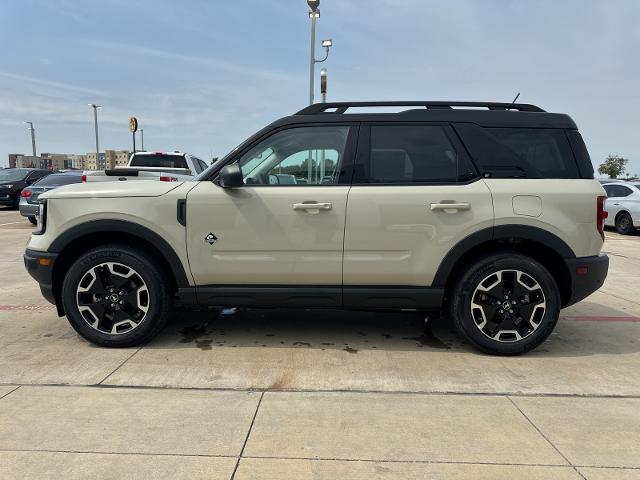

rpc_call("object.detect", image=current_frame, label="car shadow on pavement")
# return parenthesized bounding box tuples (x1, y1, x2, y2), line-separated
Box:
(146, 304, 640, 358)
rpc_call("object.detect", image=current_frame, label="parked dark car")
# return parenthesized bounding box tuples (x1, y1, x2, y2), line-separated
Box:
(0, 168, 52, 209)
(19, 171, 83, 223)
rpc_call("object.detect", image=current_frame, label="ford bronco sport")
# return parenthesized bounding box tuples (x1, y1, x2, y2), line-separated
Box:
(24, 101, 609, 355)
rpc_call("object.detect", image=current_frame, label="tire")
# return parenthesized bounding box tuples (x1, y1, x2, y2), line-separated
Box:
(615, 212, 634, 235)
(61, 244, 172, 347)
(450, 252, 561, 355)
(27, 216, 37, 225)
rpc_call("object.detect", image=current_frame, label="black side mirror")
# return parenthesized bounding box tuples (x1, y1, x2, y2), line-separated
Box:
(218, 164, 244, 188)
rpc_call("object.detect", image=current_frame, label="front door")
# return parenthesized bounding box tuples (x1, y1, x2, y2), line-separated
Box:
(186, 125, 356, 306)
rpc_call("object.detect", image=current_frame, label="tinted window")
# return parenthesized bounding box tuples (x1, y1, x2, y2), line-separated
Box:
(606, 185, 633, 198)
(237, 126, 350, 185)
(455, 124, 580, 179)
(0, 169, 30, 181)
(367, 125, 471, 183)
(129, 154, 188, 169)
(34, 174, 82, 186)
(566, 130, 594, 178)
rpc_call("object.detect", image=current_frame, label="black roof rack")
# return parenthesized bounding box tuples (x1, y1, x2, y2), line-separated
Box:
(295, 101, 546, 115)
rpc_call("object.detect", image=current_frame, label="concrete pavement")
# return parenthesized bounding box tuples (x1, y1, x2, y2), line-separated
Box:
(1, 206, 640, 479)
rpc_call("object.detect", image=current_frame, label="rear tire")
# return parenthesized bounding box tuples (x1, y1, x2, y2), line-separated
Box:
(61, 245, 172, 347)
(450, 252, 560, 355)
(615, 212, 634, 235)
(27, 216, 37, 225)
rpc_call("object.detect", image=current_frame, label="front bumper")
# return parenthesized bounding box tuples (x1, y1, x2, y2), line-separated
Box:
(0, 192, 16, 205)
(24, 249, 59, 308)
(564, 254, 609, 307)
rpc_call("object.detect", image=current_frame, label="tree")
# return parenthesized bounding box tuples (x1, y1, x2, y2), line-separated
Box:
(598, 155, 628, 179)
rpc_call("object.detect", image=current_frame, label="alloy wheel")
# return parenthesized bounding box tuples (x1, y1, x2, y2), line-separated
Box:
(76, 262, 150, 335)
(470, 269, 546, 343)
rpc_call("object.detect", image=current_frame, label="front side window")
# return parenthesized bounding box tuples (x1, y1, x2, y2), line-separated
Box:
(367, 125, 468, 183)
(237, 126, 350, 186)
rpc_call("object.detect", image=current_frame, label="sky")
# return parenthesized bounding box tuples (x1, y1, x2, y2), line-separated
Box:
(1, 0, 639, 176)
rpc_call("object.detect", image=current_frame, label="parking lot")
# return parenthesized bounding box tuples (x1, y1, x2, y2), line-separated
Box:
(1, 206, 639, 479)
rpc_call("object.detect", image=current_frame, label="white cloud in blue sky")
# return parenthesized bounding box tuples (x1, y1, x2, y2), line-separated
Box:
(1, 0, 639, 175)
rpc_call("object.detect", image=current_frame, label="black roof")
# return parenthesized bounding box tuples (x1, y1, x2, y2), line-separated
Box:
(270, 101, 577, 130)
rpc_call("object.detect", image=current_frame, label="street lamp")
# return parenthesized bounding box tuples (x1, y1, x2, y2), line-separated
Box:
(23, 122, 37, 158)
(307, 0, 332, 104)
(88, 104, 102, 169)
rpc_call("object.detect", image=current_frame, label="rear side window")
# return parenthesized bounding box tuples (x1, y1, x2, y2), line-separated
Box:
(455, 124, 581, 179)
(129, 154, 188, 169)
(604, 185, 633, 198)
(366, 125, 475, 183)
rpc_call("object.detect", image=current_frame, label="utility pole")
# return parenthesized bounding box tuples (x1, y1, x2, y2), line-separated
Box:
(307, 0, 332, 105)
(24, 122, 36, 158)
(88, 104, 102, 169)
(140, 129, 144, 151)
(320, 68, 327, 103)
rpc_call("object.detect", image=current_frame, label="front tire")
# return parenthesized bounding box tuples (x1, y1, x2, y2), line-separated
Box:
(61, 245, 172, 347)
(450, 252, 560, 355)
(615, 212, 634, 235)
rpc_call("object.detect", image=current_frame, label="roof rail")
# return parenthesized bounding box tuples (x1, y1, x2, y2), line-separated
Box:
(295, 101, 546, 115)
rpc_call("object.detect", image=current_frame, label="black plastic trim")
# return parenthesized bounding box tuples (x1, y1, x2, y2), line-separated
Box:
(177, 199, 186, 226)
(48, 220, 191, 288)
(431, 225, 576, 287)
(24, 249, 58, 307)
(343, 286, 444, 309)
(564, 254, 609, 307)
(195, 285, 342, 308)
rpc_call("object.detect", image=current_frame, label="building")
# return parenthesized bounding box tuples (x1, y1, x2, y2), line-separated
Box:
(85, 150, 131, 170)
(8, 154, 22, 168)
(15, 155, 40, 168)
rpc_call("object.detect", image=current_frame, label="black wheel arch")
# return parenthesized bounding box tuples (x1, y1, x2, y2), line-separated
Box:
(433, 225, 575, 307)
(49, 220, 191, 314)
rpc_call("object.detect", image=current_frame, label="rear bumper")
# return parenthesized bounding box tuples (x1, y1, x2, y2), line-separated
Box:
(564, 254, 609, 307)
(19, 201, 39, 217)
(24, 249, 59, 307)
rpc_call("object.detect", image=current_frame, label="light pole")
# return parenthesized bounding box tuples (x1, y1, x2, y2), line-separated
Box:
(140, 128, 144, 151)
(307, 0, 332, 105)
(320, 68, 328, 103)
(88, 103, 102, 169)
(23, 122, 37, 158)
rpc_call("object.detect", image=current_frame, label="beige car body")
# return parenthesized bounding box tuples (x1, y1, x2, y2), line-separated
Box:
(29, 176, 604, 290)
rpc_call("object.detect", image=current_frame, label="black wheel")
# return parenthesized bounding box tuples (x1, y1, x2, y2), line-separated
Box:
(615, 212, 634, 235)
(61, 245, 172, 347)
(450, 252, 560, 355)
(27, 216, 37, 225)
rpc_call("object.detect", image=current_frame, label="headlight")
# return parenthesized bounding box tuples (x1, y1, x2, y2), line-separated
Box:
(33, 201, 47, 235)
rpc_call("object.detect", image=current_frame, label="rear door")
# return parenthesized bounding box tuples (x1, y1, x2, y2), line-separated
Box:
(343, 123, 494, 308)
(186, 124, 357, 305)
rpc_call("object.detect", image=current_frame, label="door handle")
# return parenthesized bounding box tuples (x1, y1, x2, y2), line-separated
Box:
(293, 202, 333, 211)
(430, 202, 470, 212)
(613, 203, 621, 206)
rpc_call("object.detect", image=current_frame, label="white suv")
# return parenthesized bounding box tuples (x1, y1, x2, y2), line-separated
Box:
(24, 101, 609, 355)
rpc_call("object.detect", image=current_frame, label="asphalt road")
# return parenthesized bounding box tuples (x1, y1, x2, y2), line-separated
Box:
(1, 206, 639, 480)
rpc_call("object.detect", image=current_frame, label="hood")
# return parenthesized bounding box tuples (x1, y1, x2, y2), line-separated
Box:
(40, 181, 184, 200)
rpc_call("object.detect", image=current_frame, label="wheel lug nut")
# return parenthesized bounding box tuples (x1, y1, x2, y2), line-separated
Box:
(512, 300, 517, 305)
(499, 309, 504, 314)
(119, 300, 124, 305)
(509, 309, 514, 314)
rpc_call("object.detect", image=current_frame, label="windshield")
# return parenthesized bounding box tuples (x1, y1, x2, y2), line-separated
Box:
(34, 174, 82, 187)
(0, 169, 30, 182)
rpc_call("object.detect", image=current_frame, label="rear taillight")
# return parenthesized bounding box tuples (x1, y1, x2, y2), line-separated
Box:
(597, 195, 608, 241)
(20, 190, 32, 198)
(159, 176, 178, 182)
(81, 175, 87, 183)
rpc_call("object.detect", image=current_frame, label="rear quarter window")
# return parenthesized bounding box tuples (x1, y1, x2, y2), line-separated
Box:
(129, 154, 188, 169)
(455, 124, 582, 179)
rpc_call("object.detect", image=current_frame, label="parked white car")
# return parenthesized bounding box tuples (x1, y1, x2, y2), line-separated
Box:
(83, 151, 209, 183)
(602, 182, 640, 234)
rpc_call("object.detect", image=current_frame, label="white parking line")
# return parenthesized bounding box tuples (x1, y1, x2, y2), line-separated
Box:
(0, 221, 24, 226)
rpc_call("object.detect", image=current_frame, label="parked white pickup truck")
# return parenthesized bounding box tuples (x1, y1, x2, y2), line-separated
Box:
(83, 151, 209, 182)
